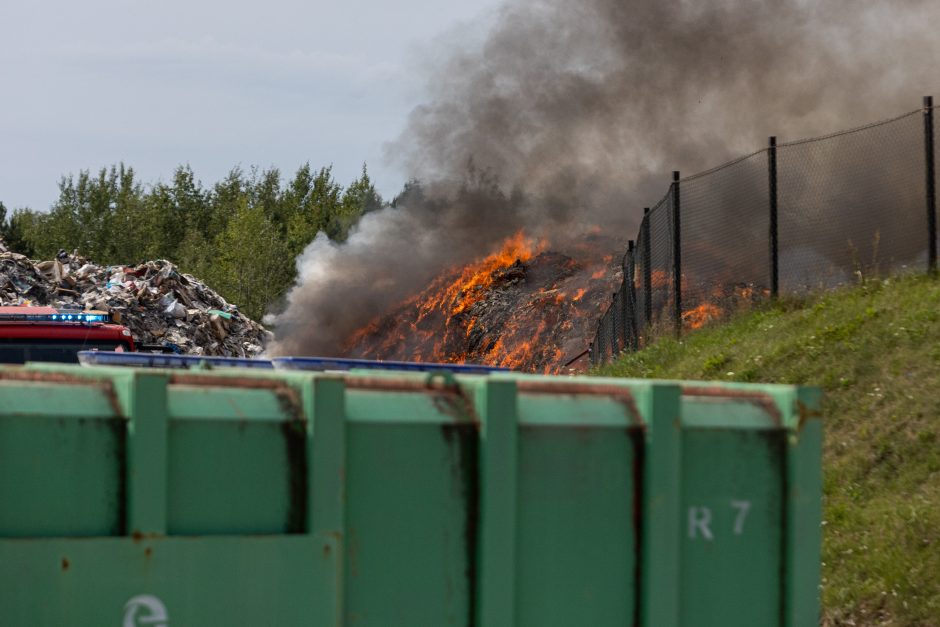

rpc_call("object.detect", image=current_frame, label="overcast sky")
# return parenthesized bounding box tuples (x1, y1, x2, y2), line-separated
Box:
(0, 0, 503, 212)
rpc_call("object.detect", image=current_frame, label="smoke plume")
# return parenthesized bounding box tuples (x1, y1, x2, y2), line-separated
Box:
(267, 0, 940, 356)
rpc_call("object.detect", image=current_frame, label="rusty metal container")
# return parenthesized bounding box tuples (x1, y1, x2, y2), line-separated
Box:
(0, 363, 820, 626)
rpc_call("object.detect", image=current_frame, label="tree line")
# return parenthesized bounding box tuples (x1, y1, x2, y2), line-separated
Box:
(0, 163, 394, 321)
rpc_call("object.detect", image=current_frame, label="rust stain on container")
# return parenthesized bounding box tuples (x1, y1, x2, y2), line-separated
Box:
(514, 380, 642, 425)
(168, 374, 282, 388)
(0, 370, 124, 416)
(681, 385, 782, 425)
(440, 422, 479, 627)
(169, 374, 301, 408)
(346, 373, 480, 426)
(343, 376, 458, 392)
(796, 399, 823, 431)
(0, 371, 104, 385)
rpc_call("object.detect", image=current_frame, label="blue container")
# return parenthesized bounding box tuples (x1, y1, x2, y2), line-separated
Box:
(272, 356, 510, 375)
(77, 351, 274, 370)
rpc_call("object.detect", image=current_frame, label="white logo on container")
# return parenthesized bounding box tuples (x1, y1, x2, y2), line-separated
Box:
(123, 594, 168, 627)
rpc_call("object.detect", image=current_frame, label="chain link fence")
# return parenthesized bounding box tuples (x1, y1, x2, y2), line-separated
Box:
(590, 99, 939, 366)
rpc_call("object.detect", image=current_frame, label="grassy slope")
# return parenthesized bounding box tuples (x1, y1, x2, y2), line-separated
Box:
(594, 274, 940, 626)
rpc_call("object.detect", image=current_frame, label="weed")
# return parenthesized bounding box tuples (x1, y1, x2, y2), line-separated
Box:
(701, 352, 730, 374)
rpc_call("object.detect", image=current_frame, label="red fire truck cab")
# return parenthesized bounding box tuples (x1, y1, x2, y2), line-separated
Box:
(0, 306, 135, 364)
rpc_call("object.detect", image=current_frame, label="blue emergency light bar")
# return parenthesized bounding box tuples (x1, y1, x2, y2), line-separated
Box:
(272, 356, 511, 374)
(0, 311, 108, 323)
(77, 351, 274, 369)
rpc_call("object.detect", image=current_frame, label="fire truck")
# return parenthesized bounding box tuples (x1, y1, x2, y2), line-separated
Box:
(0, 306, 135, 364)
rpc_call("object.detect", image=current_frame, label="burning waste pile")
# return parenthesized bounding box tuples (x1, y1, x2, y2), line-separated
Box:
(0, 238, 269, 356)
(342, 232, 622, 374)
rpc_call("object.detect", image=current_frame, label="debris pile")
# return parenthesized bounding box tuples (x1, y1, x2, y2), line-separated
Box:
(346, 234, 622, 374)
(0, 239, 270, 356)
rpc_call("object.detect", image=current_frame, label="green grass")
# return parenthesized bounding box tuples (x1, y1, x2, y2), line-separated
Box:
(594, 274, 940, 626)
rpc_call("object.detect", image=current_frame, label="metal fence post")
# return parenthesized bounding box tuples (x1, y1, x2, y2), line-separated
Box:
(768, 136, 779, 298)
(618, 261, 628, 351)
(610, 293, 619, 357)
(672, 172, 681, 338)
(925, 96, 937, 274)
(607, 310, 618, 361)
(616, 290, 625, 352)
(625, 241, 638, 351)
(642, 208, 652, 328)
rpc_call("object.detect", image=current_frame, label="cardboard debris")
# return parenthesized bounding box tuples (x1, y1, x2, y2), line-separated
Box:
(0, 239, 270, 357)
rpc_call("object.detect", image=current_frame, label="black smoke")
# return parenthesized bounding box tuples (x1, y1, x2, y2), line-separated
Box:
(267, 0, 940, 356)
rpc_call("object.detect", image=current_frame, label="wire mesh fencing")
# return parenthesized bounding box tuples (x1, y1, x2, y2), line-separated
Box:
(590, 99, 939, 367)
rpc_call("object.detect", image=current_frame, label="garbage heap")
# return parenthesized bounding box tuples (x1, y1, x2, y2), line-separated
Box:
(0, 239, 270, 357)
(346, 249, 621, 374)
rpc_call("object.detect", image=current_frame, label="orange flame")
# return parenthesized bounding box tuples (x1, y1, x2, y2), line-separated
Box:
(346, 231, 546, 363)
(344, 228, 625, 374)
(681, 302, 722, 330)
(417, 230, 537, 321)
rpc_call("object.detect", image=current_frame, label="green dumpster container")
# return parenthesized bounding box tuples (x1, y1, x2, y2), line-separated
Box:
(0, 364, 821, 626)
(492, 373, 823, 627)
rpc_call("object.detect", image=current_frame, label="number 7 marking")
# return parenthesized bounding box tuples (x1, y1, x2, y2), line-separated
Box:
(731, 500, 751, 535)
